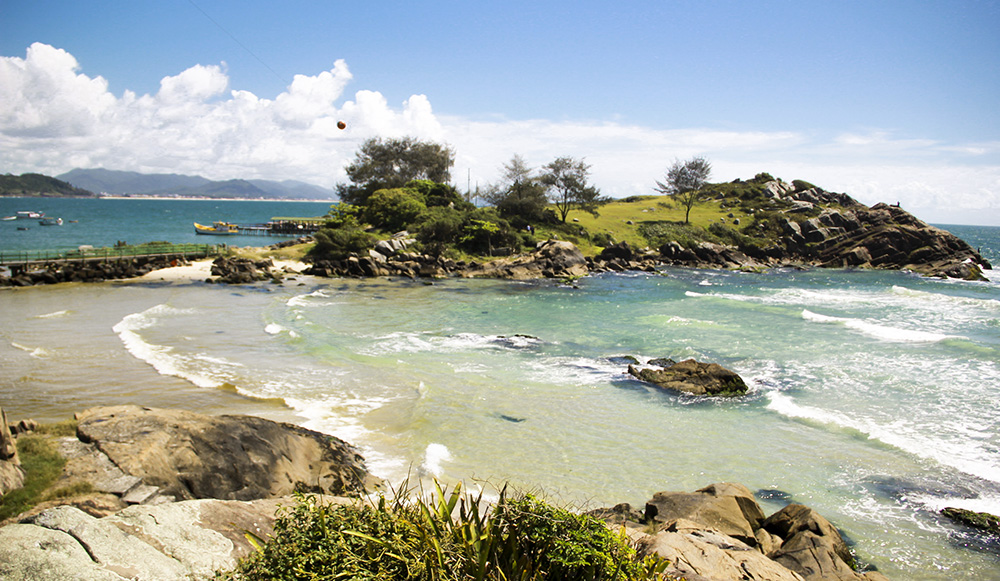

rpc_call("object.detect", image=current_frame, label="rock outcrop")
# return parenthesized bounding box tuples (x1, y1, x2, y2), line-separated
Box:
(72, 405, 377, 502)
(0, 496, 328, 581)
(592, 483, 889, 581)
(306, 238, 592, 281)
(628, 359, 749, 397)
(0, 407, 25, 496)
(656, 183, 991, 280)
(0, 254, 195, 287)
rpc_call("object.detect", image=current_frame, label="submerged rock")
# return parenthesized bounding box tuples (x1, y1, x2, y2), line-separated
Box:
(628, 358, 749, 396)
(941, 507, 1000, 536)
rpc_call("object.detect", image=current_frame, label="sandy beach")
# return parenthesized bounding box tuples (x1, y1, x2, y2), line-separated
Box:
(133, 258, 308, 283)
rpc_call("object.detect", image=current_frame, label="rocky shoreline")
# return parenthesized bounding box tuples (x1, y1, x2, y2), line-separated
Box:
(0, 405, 895, 580)
(2, 189, 992, 287)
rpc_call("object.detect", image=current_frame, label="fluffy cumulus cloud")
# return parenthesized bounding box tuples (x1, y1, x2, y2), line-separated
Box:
(1, 43, 998, 225)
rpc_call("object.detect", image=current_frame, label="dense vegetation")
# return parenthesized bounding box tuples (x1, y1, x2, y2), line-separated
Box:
(220, 483, 672, 581)
(0, 173, 95, 197)
(307, 139, 846, 264)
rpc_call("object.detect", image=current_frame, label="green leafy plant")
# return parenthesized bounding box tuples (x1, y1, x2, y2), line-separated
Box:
(219, 482, 671, 581)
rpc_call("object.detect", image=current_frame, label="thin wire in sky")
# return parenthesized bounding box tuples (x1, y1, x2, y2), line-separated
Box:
(186, 0, 288, 89)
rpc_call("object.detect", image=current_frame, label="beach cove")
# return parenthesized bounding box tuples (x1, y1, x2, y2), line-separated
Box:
(2, 243, 1000, 577)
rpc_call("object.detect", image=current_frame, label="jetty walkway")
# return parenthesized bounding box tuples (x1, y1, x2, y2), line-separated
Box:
(234, 219, 325, 236)
(0, 243, 218, 275)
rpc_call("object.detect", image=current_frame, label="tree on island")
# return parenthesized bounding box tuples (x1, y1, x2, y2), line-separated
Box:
(540, 156, 605, 222)
(484, 154, 550, 228)
(654, 157, 712, 224)
(337, 137, 455, 206)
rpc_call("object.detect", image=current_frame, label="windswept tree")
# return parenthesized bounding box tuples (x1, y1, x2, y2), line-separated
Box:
(654, 157, 712, 224)
(540, 156, 603, 222)
(485, 155, 549, 228)
(338, 137, 455, 206)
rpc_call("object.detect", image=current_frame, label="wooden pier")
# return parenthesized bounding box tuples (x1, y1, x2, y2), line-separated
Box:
(236, 219, 326, 236)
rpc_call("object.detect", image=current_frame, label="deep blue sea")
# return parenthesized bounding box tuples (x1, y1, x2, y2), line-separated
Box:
(1, 197, 999, 579)
(0, 197, 334, 252)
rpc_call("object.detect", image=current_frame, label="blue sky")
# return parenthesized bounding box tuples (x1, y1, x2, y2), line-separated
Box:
(2, 0, 999, 224)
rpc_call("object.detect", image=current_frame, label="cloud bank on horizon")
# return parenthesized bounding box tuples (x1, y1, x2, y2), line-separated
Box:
(1, 42, 998, 225)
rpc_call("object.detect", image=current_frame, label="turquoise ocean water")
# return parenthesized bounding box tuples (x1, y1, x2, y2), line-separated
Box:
(1, 198, 999, 579)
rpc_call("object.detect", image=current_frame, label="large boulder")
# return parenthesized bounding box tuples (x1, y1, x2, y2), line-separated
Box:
(0, 496, 313, 580)
(644, 483, 765, 546)
(75, 405, 376, 501)
(628, 359, 749, 396)
(591, 484, 888, 581)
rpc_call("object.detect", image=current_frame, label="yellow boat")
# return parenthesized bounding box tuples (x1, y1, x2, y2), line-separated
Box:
(194, 221, 239, 235)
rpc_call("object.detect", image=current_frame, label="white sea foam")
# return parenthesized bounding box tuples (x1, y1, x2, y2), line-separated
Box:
(767, 392, 1000, 485)
(286, 289, 338, 308)
(113, 304, 224, 389)
(419, 443, 452, 478)
(801, 309, 957, 342)
(11, 342, 51, 358)
(34, 309, 70, 319)
(362, 331, 541, 356)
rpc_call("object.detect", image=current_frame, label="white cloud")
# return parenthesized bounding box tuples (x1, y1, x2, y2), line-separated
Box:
(1, 43, 998, 225)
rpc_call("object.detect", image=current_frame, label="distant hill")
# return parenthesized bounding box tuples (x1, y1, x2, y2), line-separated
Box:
(56, 168, 338, 200)
(0, 173, 96, 197)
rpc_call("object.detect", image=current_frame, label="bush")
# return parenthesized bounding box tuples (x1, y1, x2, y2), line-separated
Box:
(220, 484, 668, 581)
(309, 227, 377, 260)
(791, 179, 817, 192)
(362, 188, 427, 232)
(416, 206, 465, 245)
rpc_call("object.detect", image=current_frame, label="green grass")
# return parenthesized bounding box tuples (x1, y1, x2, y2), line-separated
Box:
(219, 481, 674, 581)
(0, 435, 66, 522)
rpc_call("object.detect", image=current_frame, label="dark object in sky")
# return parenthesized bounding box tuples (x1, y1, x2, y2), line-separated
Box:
(337, 121, 347, 130)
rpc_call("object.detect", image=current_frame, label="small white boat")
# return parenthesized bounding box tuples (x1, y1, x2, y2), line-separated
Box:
(3, 211, 45, 220)
(39, 217, 63, 226)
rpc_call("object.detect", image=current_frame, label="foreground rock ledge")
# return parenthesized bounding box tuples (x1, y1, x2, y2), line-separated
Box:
(591, 483, 888, 581)
(23, 405, 379, 512)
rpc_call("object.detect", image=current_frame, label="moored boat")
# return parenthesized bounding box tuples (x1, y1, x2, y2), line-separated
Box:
(194, 221, 240, 235)
(3, 211, 45, 220)
(39, 217, 63, 226)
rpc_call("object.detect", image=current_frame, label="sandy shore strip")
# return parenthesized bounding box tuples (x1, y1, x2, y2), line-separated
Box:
(132, 258, 308, 283)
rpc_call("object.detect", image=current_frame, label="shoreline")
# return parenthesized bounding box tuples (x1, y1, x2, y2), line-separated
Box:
(129, 257, 309, 283)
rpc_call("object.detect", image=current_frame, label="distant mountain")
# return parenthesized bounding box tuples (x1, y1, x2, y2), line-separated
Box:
(56, 168, 338, 200)
(1, 173, 96, 197)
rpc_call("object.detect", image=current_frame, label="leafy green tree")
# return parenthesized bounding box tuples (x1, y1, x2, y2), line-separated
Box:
(654, 156, 712, 224)
(540, 156, 604, 222)
(361, 187, 427, 232)
(404, 179, 473, 210)
(486, 155, 549, 228)
(338, 137, 455, 206)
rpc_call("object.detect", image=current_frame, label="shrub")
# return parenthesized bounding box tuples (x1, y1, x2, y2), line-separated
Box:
(309, 227, 377, 260)
(220, 484, 668, 581)
(362, 188, 427, 232)
(791, 179, 817, 192)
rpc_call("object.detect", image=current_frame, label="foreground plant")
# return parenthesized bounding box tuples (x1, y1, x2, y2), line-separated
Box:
(219, 481, 671, 580)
